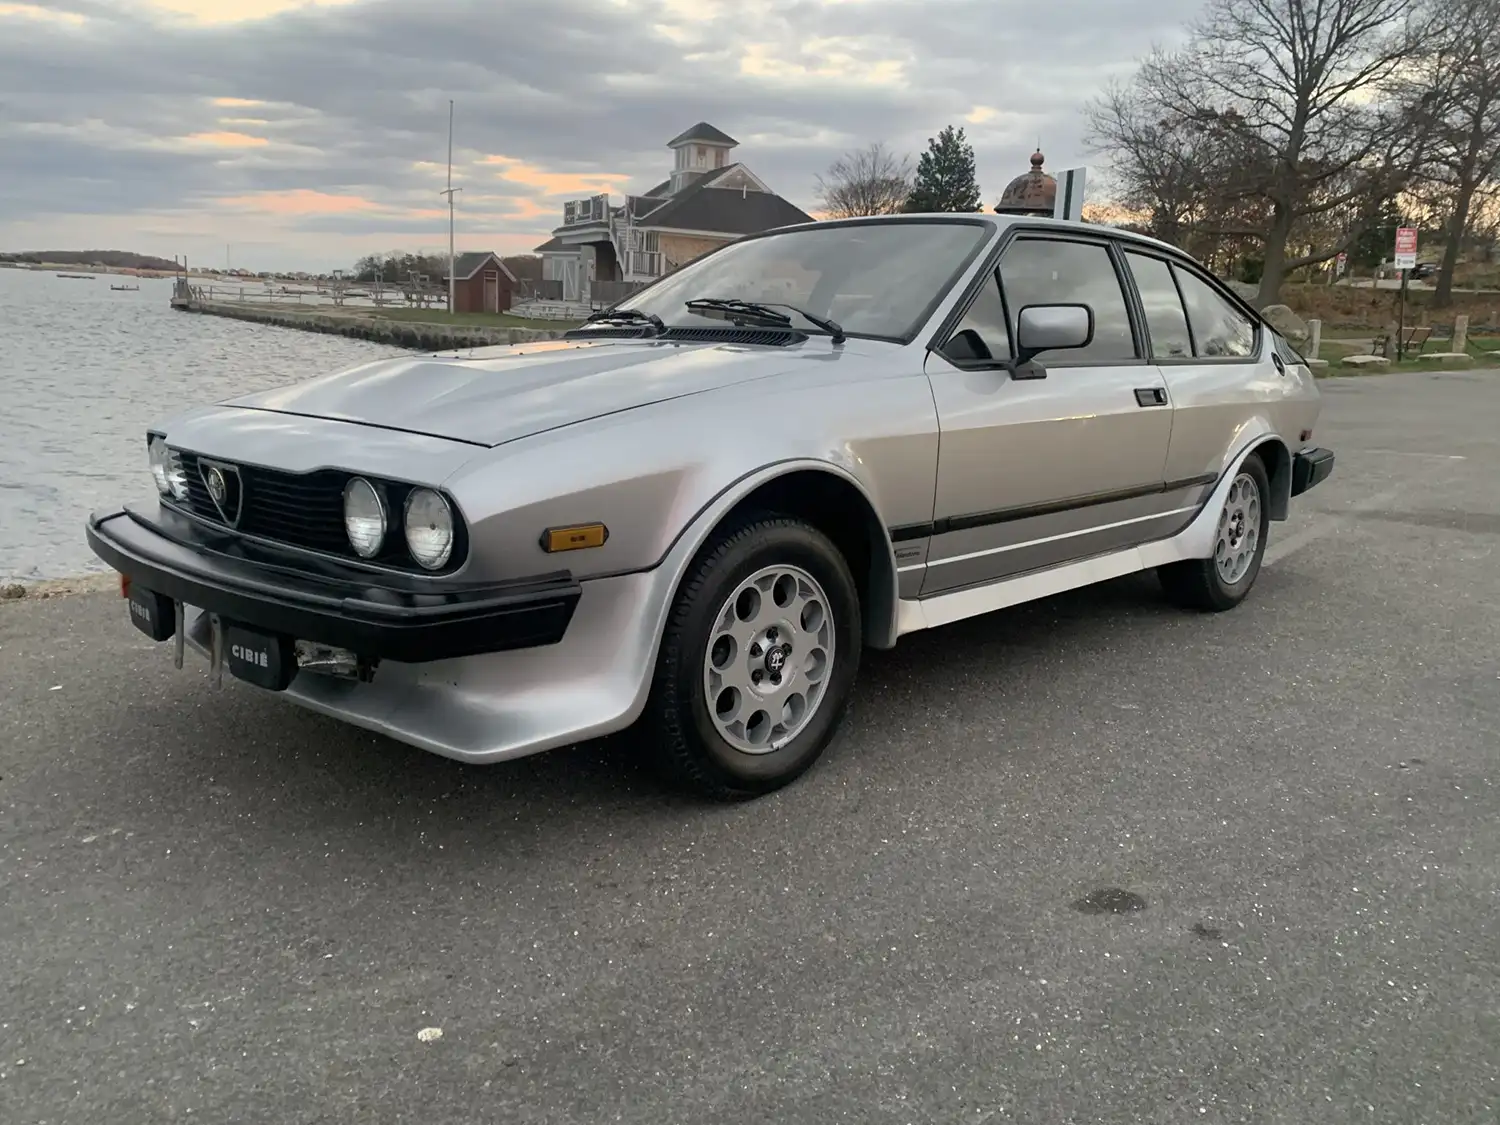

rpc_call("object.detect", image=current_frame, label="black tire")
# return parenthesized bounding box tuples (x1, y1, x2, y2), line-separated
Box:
(643, 514, 862, 800)
(1158, 453, 1271, 612)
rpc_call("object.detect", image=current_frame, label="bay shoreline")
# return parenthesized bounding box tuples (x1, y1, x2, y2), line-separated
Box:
(174, 297, 574, 350)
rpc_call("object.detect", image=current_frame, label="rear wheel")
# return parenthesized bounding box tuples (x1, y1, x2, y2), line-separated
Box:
(644, 515, 862, 800)
(1158, 453, 1270, 612)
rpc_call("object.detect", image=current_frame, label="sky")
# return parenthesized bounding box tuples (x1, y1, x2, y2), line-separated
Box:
(0, 0, 1200, 272)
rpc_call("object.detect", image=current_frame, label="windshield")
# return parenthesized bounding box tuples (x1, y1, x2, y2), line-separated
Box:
(618, 219, 992, 341)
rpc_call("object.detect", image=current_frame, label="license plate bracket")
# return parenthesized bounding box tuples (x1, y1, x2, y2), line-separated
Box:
(223, 621, 298, 692)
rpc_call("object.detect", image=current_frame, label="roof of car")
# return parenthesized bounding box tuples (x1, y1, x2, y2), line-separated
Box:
(759, 212, 1190, 259)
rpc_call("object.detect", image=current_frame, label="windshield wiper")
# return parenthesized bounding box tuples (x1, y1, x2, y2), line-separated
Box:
(584, 307, 664, 335)
(684, 298, 845, 344)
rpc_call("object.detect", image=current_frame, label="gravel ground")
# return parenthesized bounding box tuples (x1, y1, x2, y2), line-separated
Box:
(3, 371, 1498, 1124)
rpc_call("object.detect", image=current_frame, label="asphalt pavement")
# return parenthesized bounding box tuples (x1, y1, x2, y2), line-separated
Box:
(4, 371, 1498, 1125)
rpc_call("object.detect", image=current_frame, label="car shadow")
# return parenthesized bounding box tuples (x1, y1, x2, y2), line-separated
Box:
(132, 568, 1253, 857)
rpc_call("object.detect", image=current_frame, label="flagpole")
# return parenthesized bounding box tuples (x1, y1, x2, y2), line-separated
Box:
(445, 100, 456, 314)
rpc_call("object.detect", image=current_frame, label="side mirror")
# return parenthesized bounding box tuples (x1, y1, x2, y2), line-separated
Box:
(1015, 304, 1094, 366)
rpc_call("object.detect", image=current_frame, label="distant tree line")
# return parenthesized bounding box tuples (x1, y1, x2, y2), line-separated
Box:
(350, 250, 545, 285)
(815, 0, 1500, 307)
(0, 249, 179, 271)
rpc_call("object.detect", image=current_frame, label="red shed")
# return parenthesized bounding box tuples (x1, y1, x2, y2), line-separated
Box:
(444, 251, 517, 313)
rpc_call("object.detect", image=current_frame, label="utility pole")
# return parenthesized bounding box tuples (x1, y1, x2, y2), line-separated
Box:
(440, 99, 461, 315)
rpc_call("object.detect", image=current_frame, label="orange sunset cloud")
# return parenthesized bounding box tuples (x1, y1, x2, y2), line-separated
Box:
(217, 189, 380, 215)
(481, 155, 630, 196)
(185, 130, 270, 147)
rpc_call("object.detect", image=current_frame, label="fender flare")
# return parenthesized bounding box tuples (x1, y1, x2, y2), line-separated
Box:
(653, 458, 903, 650)
(1146, 430, 1290, 568)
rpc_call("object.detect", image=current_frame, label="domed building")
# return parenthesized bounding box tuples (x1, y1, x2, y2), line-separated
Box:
(993, 150, 1057, 216)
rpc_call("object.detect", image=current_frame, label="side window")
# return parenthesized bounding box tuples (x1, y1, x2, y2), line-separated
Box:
(999, 238, 1137, 363)
(941, 268, 1009, 363)
(1171, 266, 1256, 358)
(1124, 251, 1193, 359)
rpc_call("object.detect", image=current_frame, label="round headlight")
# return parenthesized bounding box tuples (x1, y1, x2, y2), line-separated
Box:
(343, 477, 386, 559)
(148, 436, 170, 495)
(404, 488, 455, 570)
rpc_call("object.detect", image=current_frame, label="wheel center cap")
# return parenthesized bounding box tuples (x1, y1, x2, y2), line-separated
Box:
(764, 645, 788, 677)
(1228, 511, 1245, 546)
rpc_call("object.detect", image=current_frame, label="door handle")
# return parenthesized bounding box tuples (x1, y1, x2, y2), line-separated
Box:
(1133, 387, 1168, 407)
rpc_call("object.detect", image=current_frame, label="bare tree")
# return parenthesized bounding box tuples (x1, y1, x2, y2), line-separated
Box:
(1086, 68, 1233, 248)
(814, 142, 913, 218)
(1101, 0, 1444, 305)
(1409, 0, 1500, 304)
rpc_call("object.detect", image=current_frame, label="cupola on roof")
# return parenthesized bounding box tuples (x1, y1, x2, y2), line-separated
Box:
(667, 122, 739, 148)
(994, 150, 1056, 215)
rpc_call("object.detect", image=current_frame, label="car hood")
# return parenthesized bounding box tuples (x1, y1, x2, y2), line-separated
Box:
(223, 337, 817, 447)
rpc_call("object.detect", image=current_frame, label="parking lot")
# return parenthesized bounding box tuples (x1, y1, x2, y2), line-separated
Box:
(3, 370, 1498, 1124)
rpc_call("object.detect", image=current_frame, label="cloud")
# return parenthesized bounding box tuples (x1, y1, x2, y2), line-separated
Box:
(0, 0, 1199, 270)
(184, 130, 271, 147)
(217, 189, 382, 215)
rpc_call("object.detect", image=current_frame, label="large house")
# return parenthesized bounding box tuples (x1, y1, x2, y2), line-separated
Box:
(533, 123, 814, 304)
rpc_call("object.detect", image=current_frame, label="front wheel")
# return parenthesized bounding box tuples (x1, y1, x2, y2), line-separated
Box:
(1158, 453, 1270, 612)
(644, 515, 862, 800)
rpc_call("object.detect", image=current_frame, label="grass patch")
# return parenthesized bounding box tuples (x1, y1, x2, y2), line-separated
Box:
(360, 307, 582, 332)
(1313, 336, 1500, 375)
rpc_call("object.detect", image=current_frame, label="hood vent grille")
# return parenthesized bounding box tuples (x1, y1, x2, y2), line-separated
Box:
(564, 325, 657, 340)
(563, 325, 806, 347)
(661, 327, 806, 346)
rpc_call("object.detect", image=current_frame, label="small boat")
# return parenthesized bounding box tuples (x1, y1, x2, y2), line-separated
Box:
(110, 284, 140, 291)
(56, 273, 96, 280)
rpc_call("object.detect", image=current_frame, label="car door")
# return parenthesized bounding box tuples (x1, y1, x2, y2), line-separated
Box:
(1123, 251, 1275, 484)
(919, 232, 1177, 596)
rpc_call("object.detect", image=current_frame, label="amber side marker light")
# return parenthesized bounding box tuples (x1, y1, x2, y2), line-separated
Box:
(540, 523, 609, 553)
(119, 573, 131, 598)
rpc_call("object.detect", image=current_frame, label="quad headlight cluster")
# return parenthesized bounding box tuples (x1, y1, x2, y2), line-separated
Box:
(148, 435, 458, 572)
(342, 476, 456, 570)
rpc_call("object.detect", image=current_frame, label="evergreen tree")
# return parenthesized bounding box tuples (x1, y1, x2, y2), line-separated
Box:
(1350, 197, 1404, 271)
(903, 125, 983, 213)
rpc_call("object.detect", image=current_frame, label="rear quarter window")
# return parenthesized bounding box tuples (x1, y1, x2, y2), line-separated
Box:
(1271, 330, 1306, 366)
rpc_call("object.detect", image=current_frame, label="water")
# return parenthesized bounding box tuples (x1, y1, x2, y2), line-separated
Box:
(0, 268, 408, 582)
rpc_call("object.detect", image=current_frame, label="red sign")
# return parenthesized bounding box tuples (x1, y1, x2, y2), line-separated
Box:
(1394, 227, 1418, 269)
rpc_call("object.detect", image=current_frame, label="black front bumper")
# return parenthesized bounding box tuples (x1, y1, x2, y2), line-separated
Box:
(1291, 447, 1335, 496)
(86, 505, 580, 664)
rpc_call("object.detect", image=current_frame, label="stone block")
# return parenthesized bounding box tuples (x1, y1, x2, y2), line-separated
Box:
(1340, 353, 1390, 368)
(1260, 304, 1310, 344)
(1418, 351, 1472, 366)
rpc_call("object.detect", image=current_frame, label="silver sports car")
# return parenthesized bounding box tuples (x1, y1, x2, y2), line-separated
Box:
(87, 214, 1334, 798)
